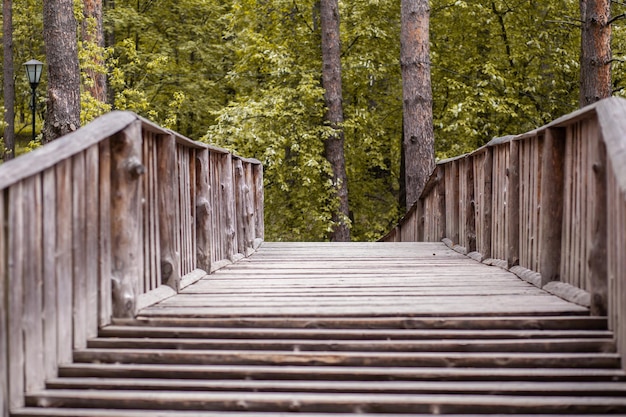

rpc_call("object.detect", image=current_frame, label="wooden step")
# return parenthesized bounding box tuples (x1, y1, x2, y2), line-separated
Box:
(114, 315, 609, 330)
(72, 348, 622, 368)
(58, 363, 626, 382)
(99, 325, 613, 341)
(25, 390, 626, 414)
(45, 377, 626, 396)
(86, 336, 616, 353)
(17, 409, 623, 417)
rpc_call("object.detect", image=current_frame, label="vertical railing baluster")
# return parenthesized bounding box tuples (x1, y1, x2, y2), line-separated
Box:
(110, 121, 145, 318)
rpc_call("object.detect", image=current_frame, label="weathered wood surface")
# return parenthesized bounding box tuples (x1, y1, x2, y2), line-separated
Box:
(142, 243, 587, 318)
(0, 111, 264, 417)
(13, 242, 626, 415)
(382, 96, 626, 372)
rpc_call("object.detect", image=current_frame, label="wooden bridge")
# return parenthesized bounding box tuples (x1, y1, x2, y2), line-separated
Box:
(2, 98, 626, 415)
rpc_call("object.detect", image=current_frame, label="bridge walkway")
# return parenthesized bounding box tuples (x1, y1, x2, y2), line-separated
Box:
(14, 242, 626, 416)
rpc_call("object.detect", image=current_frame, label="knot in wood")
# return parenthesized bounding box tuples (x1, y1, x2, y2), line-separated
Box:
(126, 157, 146, 179)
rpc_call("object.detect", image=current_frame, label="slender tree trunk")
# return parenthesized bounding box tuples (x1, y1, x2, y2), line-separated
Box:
(3, 0, 15, 160)
(83, 0, 108, 103)
(579, 0, 612, 107)
(400, 0, 435, 210)
(320, 0, 350, 242)
(43, 0, 81, 142)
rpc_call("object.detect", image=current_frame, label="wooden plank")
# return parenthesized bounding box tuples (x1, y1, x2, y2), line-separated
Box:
(195, 148, 212, 272)
(221, 154, 236, 260)
(234, 159, 245, 255)
(41, 169, 58, 381)
(59, 360, 625, 382)
(85, 145, 100, 338)
(43, 378, 626, 396)
(156, 134, 180, 291)
(23, 176, 44, 393)
(110, 121, 144, 318)
(149, 136, 160, 292)
(98, 140, 112, 326)
(539, 128, 566, 285)
(465, 156, 476, 252)
(0, 188, 6, 416)
(588, 126, 607, 315)
(56, 160, 73, 365)
(253, 163, 264, 242)
(86, 336, 615, 353)
(8, 182, 25, 408)
(24, 389, 626, 414)
(108, 315, 610, 330)
(507, 139, 520, 268)
(72, 153, 88, 349)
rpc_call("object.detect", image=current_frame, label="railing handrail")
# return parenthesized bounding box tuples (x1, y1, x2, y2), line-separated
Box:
(0, 111, 261, 190)
(0, 111, 264, 413)
(382, 96, 626, 370)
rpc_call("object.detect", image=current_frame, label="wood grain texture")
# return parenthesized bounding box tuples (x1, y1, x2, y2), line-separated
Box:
(156, 134, 181, 291)
(0, 188, 6, 416)
(110, 121, 144, 318)
(140, 242, 587, 318)
(8, 182, 25, 408)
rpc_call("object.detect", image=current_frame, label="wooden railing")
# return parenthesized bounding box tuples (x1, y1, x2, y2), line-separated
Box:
(383, 96, 626, 369)
(0, 111, 263, 412)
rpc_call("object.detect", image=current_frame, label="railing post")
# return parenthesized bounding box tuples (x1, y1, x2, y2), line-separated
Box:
(436, 166, 446, 240)
(234, 159, 246, 256)
(416, 198, 425, 241)
(195, 148, 212, 272)
(507, 139, 520, 268)
(539, 128, 566, 286)
(156, 134, 181, 291)
(253, 163, 264, 245)
(465, 156, 477, 253)
(221, 153, 236, 260)
(110, 120, 145, 318)
(480, 148, 493, 259)
(589, 138, 608, 315)
(0, 191, 7, 416)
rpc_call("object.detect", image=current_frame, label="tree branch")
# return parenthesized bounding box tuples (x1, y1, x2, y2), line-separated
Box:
(609, 13, 626, 24)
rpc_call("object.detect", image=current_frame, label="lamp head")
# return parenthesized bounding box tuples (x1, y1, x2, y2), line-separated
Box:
(24, 59, 44, 88)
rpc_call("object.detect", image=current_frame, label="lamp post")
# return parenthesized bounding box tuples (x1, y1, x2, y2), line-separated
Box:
(24, 59, 44, 143)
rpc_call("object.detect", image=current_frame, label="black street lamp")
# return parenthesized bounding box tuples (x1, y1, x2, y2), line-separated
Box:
(24, 59, 44, 143)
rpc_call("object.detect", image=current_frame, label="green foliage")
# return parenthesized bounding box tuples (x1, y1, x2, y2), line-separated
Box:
(431, 0, 581, 158)
(4, 0, 626, 240)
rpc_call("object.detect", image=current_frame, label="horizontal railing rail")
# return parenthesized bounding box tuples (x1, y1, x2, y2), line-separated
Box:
(0, 111, 263, 413)
(382, 96, 626, 370)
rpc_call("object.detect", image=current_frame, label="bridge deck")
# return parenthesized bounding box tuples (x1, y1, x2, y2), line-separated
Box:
(140, 242, 588, 318)
(17, 242, 626, 416)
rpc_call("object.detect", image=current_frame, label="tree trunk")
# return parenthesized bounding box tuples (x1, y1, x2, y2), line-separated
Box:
(3, 0, 15, 160)
(579, 0, 611, 107)
(400, 0, 435, 210)
(43, 0, 81, 143)
(320, 0, 350, 242)
(83, 0, 107, 103)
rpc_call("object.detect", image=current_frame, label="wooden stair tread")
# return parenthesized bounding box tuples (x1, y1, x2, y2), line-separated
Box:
(59, 362, 626, 381)
(99, 326, 613, 340)
(45, 377, 626, 395)
(113, 315, 609, 330)
(25, 389, 626, 413)
(86, 336, 616, 353)
(73, 348, 622, 368)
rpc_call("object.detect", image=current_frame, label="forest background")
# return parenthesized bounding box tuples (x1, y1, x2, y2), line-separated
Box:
(2, 0, 625, 242)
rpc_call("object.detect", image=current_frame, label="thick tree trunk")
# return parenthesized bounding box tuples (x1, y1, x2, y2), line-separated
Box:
(320, 0, 350, 242)
(83, 0, 108, 103)
(43, 0, 81, 143)
(579, 0, 612, 107)
(3, 0, 15, 160)
(400, 0, 435, 210)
